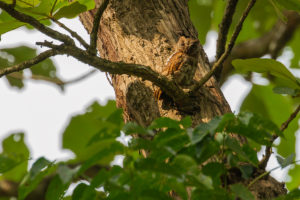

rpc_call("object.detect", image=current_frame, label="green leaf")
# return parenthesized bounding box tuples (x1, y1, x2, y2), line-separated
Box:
(195, 138, 220, 164)
(151, 128, 188, 160)
(57, 164, 79, 184)
(287, 164, 300, 190)
(78, 0, 96, 10)
(149, 117, 182, 129)
(0, 11, 26, 35)
(134, 158, 179, 177)
(239, 164, 254, 179)
(275, 0, 300, 12)
(18, 157, 55, 200)
(289, 31, 300, 69)
(224, 137, 258, 165)
(171, 154, 198, 173)
(240, 84, 298, 156)
(90, 169, 110, 188)
(123, 122, 151, 135)
(191, 188, 233, 200)
(1, 133, 29, 182)
(188, 0, 213, 43)
(232, 58, 300, 89)
(202, 162, 225, 188)
(0, 154, 24, 173)
(29, 157, 51, 179)
(276, 153, 295, 168)
(0, 46, 61, 89)
(53, 1, 88, 19)
(78, 141, 124, 174)
(62, 100, 122, 160)
(224, 112, 278, 145)
(72, 183, 96, 200)
(230, 183, 255, 200)
(187, 124, 210, 145)
(180, 116, 192, 128)
(45, 175, 67, 200)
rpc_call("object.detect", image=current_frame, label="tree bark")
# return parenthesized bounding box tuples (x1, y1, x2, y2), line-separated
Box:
(79, 0, 286, 199)
(80, 0, 230, 126)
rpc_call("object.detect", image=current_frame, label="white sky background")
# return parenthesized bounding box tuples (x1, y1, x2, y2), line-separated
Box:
(0, 18, 297, 181)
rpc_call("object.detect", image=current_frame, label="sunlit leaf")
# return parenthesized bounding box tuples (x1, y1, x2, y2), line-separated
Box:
(240, 84, 298, 157)
(18, 157, 55, 200)
(72, 183, 96, 200)
(1, 133, 29, 182)
(287, 164, 300, 190)
(230, 183, 255, 200)
(232, 58, 300, 89)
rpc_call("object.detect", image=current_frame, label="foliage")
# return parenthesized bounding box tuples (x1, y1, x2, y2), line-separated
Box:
(0, 101, 299, 199)
(0, 0, 300, 199)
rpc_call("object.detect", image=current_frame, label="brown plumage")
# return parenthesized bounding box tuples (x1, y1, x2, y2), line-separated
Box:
(154, 36, 200, 100)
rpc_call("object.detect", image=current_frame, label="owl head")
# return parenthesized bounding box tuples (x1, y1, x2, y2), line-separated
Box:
(176, 36, 200, 57)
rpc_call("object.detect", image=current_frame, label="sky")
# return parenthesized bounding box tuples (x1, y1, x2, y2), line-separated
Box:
(0, 17, 293, 181)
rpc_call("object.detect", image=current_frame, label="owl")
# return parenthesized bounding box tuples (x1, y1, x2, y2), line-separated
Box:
(154, 36, 200, 100)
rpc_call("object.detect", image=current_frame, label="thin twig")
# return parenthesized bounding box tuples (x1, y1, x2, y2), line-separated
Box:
(7, 70, 96, 88)
(190, 0, 256, 94)
(50, 0, 58, 16)
(216, 0, 239, 61)
(51, 18, 89, 49)
(0, 1, 74, 45)
(215, 0, 239, 81)
(105, 72, 113, 86)
(63, 70, 97, 85)
(249, 159, 300, 188)
(89, 0, 109, 55)
(259, 105, 300, 169)
(0, 49, 60, 78)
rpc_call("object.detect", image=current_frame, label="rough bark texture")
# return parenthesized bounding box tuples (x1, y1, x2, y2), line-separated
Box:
(79, 0, 286, 199)
(80, 0, 230, 126)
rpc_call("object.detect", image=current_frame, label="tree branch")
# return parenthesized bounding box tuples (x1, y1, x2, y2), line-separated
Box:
(0, 49, 60, 78)
(215, 0, 239, 80)
(0, 1, 74, 45)
(216, 0, 238, 61)
(219, 11, 300, 84)
(62, 69, 97, 85)
(191, 0, 256, 94)
(259, 105, 300, 169)
(51, 18, 89, 49)
(4, 66, 96, 89)
(36, 41, 192, 109)
(89, 0, 109, 55)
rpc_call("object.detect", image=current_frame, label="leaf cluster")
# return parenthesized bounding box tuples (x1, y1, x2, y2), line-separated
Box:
(0, 101, 298, 199)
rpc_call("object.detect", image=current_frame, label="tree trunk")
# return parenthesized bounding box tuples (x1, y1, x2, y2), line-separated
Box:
(79, 0, 286, 199)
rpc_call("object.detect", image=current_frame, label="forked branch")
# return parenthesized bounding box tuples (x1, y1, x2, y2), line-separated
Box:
(259, 105, 300, 169)
(51, 18, 89, 49)
(190, 0, 256, 94)
(0, 2, 74, 45)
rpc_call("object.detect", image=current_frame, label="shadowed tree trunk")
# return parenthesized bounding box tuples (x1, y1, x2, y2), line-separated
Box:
(79, 0, 286, 199)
